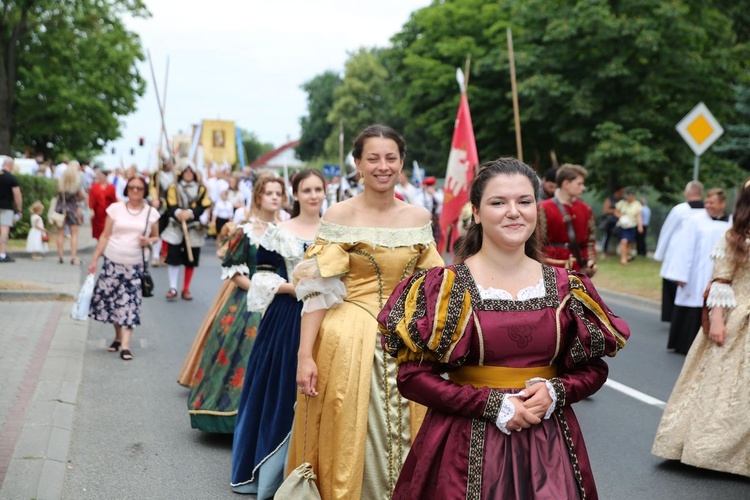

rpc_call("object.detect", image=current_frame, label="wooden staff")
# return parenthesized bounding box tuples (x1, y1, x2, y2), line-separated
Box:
(148, 51, 193, 262)
(181, 219, 194, 262)
(507, 27, 523, 162)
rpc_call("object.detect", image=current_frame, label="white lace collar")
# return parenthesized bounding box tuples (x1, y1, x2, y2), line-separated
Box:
(317, 220, 434, 248)
(476, 278, 546, 301)
(260, 223, 311, 259)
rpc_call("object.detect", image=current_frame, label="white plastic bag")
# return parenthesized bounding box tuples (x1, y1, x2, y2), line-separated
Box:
(71, 273, 96, 321)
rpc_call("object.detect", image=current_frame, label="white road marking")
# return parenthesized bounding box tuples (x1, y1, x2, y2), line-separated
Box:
(604, 379, 666, 409)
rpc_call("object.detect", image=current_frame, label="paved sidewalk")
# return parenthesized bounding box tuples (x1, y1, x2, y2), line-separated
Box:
(0, 229, 95, 500)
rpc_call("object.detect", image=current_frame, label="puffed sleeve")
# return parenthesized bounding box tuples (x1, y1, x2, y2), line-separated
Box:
(706, 232, 736, 308)
(378, 267, 506, 423)
(293, 237, 349, 313)
(414, 243, 444, 272)
(554, 272, 630, 407)
(246, 244, 286, 313)
(220, 226, 255, 280)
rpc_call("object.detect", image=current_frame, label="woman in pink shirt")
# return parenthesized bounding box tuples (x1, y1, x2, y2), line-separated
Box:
(87, 176, 160, 360)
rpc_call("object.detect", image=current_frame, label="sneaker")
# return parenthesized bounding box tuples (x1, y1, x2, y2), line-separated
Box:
(0, 255, 15, 263)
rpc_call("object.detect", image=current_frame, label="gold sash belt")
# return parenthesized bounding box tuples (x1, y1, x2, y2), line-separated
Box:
(448, 365, 558, 390)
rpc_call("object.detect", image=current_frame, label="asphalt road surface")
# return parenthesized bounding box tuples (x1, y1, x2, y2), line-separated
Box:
(62, 243, 750, 499)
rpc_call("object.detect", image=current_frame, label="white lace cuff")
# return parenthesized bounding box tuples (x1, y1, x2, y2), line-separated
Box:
(296, 276, 347, 313)
(526, 377, 558, 419)
(220, 264, 249, 281)
(246, 272, 286, 313)
(706, 282, 736, 308)
(495, 397, 518, 435)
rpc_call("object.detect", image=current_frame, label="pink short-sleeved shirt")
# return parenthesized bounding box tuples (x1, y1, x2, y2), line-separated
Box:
(103, 202, 160, 265)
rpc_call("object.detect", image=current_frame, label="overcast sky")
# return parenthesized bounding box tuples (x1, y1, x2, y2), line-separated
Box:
(96, 0, 431, 170)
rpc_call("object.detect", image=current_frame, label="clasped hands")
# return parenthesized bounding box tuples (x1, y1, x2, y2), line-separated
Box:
(503, 381, 553, 432)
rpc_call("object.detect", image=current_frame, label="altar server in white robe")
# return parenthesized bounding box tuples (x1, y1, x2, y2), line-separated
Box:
(654, 181, 704, 322)
(662, 188, 730, 354)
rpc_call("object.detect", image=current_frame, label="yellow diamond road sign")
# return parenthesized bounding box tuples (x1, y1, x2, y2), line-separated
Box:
(675, 102, 724, 156)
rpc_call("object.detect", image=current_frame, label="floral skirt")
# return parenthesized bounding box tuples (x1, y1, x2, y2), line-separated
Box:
(89, 258, 143, 329)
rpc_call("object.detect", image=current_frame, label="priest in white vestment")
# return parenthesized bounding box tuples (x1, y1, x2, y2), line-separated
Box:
(654, 181, 704, 322)
(661, 188, 730, 353)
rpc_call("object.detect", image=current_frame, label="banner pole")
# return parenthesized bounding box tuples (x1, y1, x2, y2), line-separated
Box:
(507, 27, 523, 162)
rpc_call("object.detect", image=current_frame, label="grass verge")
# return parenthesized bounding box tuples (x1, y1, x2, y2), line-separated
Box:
(592, 255, 662, 301)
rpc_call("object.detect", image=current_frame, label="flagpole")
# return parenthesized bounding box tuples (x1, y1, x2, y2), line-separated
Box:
(148, 50, 175, 163)
(338, 119, 345, 202)
(507, 27, 523, 162)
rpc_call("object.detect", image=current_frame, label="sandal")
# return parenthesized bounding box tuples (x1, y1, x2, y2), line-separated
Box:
(71, 258, 82, 266)
(181, 290, 193, 301)
(107, 341, 121, 352)
(166, 288, 178, 300)
(120, 349, 133, 361)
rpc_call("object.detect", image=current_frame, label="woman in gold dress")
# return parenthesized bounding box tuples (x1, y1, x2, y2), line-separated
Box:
(289, 125, 443, 499)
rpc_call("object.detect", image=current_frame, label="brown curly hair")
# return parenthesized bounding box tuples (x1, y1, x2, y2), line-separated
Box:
(726, 178, 750, 271)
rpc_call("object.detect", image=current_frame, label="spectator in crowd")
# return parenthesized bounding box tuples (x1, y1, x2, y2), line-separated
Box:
(394, 169, 420, 206)
(226, 175, 245, 210)
(55, 162, 87, 265)
(599, 186, 625, 256)
(614, 188, 643, 265)
(541, 167, 557, 200)
(89, 168, 117, 240)
(87, 175, 160, 361)
(0, 157, 22, 263)
(25, 200, 48, 260)
(637, 197, 652, 256)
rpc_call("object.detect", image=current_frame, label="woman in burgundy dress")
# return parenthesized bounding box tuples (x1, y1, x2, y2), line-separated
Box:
(378, 157, 630, 499)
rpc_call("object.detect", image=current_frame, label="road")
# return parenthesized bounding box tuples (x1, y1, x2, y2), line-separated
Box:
(62, 243, 750, 499)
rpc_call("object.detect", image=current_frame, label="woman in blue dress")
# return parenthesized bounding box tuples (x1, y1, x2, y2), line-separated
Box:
(231, 169, 325, 497)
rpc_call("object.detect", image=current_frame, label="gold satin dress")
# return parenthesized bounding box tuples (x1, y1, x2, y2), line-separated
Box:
(286, 221, 443, 499)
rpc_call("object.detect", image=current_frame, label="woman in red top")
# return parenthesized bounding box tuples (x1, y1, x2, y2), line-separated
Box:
(89, 168, 117, 240)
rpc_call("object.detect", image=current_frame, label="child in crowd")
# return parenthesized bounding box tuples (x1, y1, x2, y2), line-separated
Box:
(26, 200, 49, 260)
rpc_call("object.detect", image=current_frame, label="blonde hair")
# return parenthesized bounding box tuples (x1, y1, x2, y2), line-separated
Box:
(30, 200, 44, 215)
(58, 161, 81, 193)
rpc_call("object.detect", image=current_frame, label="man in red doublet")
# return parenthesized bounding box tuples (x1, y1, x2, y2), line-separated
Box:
(88, 167, 117, 240)
(538, 163, 597, 275)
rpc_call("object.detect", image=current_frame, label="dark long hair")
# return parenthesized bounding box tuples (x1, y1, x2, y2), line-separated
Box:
(453, 157, 543, 263)
(291, 168, 325, 218)
(352, 124, 406, 160)
(727, 177, 750, 271)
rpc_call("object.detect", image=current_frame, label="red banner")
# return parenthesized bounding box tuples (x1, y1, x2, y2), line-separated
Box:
(438, 92, 478, 253)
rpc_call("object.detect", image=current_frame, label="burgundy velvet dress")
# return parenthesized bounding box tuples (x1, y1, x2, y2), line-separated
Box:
(378, 264, 629, 500)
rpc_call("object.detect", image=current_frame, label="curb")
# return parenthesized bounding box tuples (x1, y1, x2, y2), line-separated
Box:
(0, 291, 74, 302)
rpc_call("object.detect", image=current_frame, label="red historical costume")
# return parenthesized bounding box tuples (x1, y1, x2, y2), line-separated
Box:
(538, 198, 596, 272)
(379, 264, 629, 500)
(88, 181, 117, 239)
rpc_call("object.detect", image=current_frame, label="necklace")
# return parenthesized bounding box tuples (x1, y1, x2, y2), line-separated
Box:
(125, 203, 145, 216)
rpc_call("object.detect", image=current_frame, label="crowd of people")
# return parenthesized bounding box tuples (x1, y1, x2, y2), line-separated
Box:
(2, 122, 749, 496)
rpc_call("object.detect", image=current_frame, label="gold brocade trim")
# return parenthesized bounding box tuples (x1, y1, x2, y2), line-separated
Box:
(187, 409, 238, 416)
(482, 389, 504, 422)
(569, 276, 627, 352)
(475, 312, 485, 366)
(456, 264, 560, 312)
(449, 365, 558, 390)
(556, 408, 587, 500)
(316, 220, 434, 248)
(466, 418, 486, 500)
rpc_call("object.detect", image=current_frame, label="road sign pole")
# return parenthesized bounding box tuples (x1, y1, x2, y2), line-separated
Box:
(693, 155, 700, 181)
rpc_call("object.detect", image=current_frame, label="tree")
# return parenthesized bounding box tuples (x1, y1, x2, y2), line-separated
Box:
(384, 0, 511, 174)
(239, 128, 274, 164)
(512, 0, 748, 193)
(324, 48, 393, 158)
(0, 1, 149, 158)
(714, 82, 750, 171)
(297, 70, 342, 161)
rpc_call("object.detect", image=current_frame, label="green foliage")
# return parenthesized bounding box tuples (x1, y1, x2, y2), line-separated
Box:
(714, 81, 750, 171)
(324, 48, 393, 158)
(0, 1, 150, 159)
(384, 0, 510, 174)
(238, 128, 274, 164)
(297, 71, 342, 161)
(9, 174, 58, 239)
